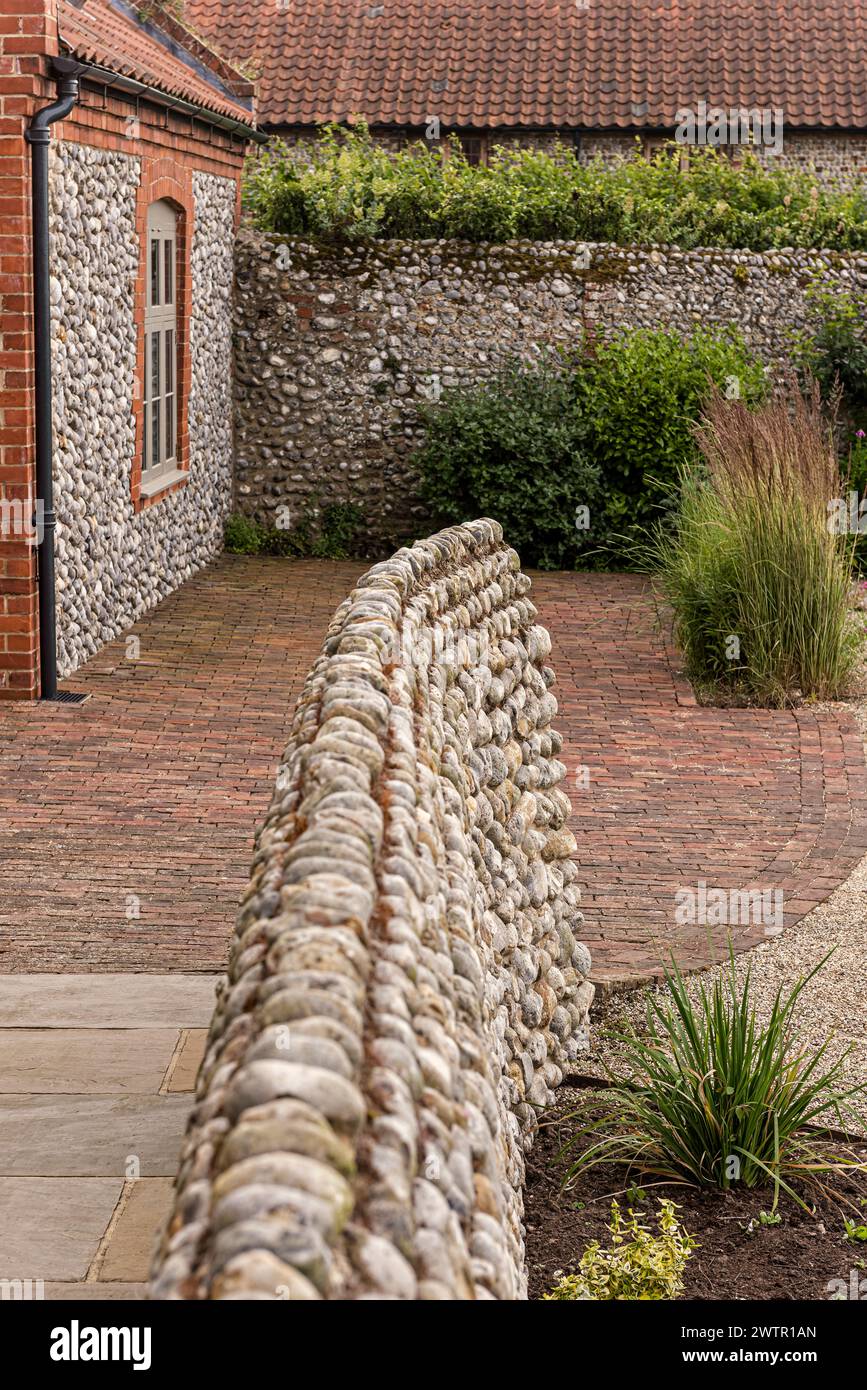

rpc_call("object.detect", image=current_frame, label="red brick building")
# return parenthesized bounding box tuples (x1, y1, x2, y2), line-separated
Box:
(0, 0, 259, 698)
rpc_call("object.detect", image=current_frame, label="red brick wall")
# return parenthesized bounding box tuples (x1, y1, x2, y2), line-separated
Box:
(0, 1, 54, 698)
(0, 5, 248, 698)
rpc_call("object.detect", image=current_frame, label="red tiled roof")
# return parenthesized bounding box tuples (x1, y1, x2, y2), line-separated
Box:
(183, 0, 867, 131)
(58, 0, 257, 127)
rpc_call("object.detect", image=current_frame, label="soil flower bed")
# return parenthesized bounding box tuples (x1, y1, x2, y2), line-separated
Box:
(524, 1089, 867, 1301)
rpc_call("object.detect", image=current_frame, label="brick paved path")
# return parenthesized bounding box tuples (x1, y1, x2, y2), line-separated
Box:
(542, 573, 867, 984)
(0, 557, 361, 972)
(1, 558, 865, 984)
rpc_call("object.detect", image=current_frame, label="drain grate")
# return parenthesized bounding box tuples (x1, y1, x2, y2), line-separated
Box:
(45, 690, 91, 704)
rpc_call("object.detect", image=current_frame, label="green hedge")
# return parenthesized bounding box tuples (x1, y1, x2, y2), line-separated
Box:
(416, 328, 768, 569)
(793, 284, 867, 430)
(245, 126, 867, 250)
(224, 503, 363, 560)
(792, 284, 867, 571)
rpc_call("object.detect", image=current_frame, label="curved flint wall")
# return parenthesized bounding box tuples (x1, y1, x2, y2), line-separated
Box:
(150, 519, 594, 1301)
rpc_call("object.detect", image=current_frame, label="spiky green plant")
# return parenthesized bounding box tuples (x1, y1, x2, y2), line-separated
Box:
(560, 951, 867, 1210)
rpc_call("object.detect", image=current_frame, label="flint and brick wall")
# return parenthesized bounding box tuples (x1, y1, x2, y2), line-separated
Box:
(0, 0, 248, 696)
(234, 228, 867, 554)
(0, 1, 57, 698)
(151, 519, 593, 1301)
(49, 144, 237, 677)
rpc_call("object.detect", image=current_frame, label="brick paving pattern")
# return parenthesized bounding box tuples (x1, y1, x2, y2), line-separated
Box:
(542, 573, 867, 984)
(0, 557, 361, 972)
(1, 558, 865, 984)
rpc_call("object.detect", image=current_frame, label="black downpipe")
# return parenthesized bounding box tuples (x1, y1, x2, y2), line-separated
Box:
(25, 67, 81, 699)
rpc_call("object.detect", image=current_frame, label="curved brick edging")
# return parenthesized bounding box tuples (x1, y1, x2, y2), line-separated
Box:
(150, 521, 592, 1300)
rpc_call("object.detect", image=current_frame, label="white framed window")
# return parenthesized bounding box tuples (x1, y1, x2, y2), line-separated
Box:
(143, 200, 178, 484)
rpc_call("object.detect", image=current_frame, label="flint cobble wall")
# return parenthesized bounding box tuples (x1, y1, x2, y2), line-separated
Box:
(234, 229, 867, 553)
(151, 519, 593, 1301)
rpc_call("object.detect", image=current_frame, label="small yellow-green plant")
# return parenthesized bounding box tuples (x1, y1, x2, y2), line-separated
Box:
(544, 1199, 696, 1301)
(844, 1218, 867, 1244)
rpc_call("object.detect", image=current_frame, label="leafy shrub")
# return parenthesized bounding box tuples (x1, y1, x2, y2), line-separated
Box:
(245, 126, 867, 251)
(572, 327, 767, 558)
(417, 328, 766, 569)
(224, 512, 264, 554)
(844, 431, 867, 574)
(793, 288, 867, 572)
(793, 285, 867, 430)
(848, 431, 867, 491)
(416, 360, 601, 570)
(544, 1200, 696, 1301)
(224, 503, 363, 560)
(649, 380, 860, 703)
(560, 950, 867, 1208)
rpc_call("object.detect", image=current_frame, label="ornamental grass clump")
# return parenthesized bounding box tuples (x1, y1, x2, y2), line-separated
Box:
(650, 379, 861, 704)
(560, 952, 867, 1209)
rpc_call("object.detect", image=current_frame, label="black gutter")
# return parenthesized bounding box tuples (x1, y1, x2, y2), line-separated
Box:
(56, 53, 267, 143)
(25, 63, 84, 700)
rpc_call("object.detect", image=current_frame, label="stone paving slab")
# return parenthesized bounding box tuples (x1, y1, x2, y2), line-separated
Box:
(97, 1179, 174, 1282)
(0, 974, 218, 1027)
(0, 1178, 123, 1281)
(0, 1029, 179, 1093)
(0, 1094, 191, 1175)
(0, 974, 199, 1299)
(164, 1029, 207, 1093)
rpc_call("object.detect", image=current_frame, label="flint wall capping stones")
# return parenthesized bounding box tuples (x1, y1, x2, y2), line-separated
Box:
(151, 519, 592, 1300)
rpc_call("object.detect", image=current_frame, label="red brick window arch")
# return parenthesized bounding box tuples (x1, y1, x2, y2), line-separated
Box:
(132, 164, 193, 511)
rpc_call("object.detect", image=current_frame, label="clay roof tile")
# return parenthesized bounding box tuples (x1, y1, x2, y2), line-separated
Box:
(59, 0, 256, 127)
(185, 0, 867, 130)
